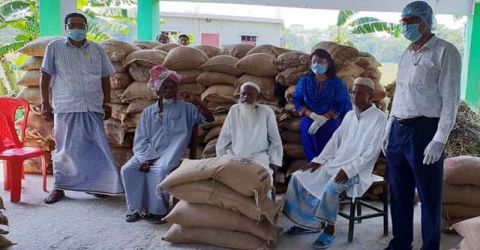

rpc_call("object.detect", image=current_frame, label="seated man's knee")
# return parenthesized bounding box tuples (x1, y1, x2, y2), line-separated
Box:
(325, 181, 343, 196)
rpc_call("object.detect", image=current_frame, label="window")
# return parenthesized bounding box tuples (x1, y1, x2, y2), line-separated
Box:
(241, 35, 257, 46)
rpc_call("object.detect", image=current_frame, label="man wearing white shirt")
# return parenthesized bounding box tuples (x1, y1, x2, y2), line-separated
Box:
(383, 2, 462, 250)
(283, 78, 386, 249)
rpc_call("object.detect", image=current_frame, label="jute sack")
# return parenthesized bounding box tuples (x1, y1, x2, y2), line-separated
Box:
(121, 81, 156, 102)
(202, 139, 218, 158)
(276, 68, 309, 86)
(356, 52, 381, 69)
(192, 45, 221, 58)
(163, 224, 270, 250)
(234, 75, 275, 101)
(112, 61, 127, 73)
(160, 156, 272, 197)
(200, 55, 243, 76)
(24, 138, 55, 152)
(123, 49, 167, 67)
(362, 68, 382, 84)
(206, 102, 232, 114)
(201, 85, 235, 104)
(164, 201, 277, 242)
(197, 72, 238, 87)
(442, 204, 480, 219)
(110, 146, 134, 169)
(336, 64, 365, 78)
(111, 89, 125, 104)
(126, 100, 156, 114)
(163, 47, 209, 71)
(104, 118, 135, 146)
(281, 131, 301, 144)
(111, 104, 128, 121)
(443, 184, 480, 207)
(178, 83, 205, 96)
(132, 40, 163, 50)
(128, 63, 151, 82)
(19, 36, 63, 56)
(373, 81, 387, 101)
(277, 51, 310, 64)
(451, 216, 480, 250)
(280, 118, 301, 132)
(311, 41, 359, 69)
(284, 143, 305, 159)
(340, 76, 355, 92)
(235, 53, 278, 77)
(286, 159, 308, 177)
(219, 44, 255, 59)
(17, 70, 40, 87)
(374, 97, 390, 115)
(23, 152, 52, 175)
(122, 112, 142, 128)
(444, 156, 480, 187)
(110, 73, 133, 90)
(154, 43, 181, 53)
(285, 85, 296, 103)
(204, 126, 222, 143)
(246, 45, 291, 57)
(200, 113, 227, 130)
(164, 180, 283, 225)
(15, 112, 53, 140)
(442, 218, 467, 234)
(176, 69, 202, 84)
(19, 56, 43, 71)
(99, 39, 141, 62)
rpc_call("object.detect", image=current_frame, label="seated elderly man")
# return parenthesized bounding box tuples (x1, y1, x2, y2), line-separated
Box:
(121, 65, 214, 224)
(283, 77, 387, 249)
(216, 82, 283, 179)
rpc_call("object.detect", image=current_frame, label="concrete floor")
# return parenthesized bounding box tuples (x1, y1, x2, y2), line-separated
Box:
(0, 173, 462, 250)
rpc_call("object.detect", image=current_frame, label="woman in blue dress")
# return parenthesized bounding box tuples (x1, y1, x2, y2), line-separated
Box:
(293, 49, 351, 161)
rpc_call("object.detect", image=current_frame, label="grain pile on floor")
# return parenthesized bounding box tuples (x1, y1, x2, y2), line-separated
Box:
(159, 156, 283, 250)
(450, 216, 480, 249)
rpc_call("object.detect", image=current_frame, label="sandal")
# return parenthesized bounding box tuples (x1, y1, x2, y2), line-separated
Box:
(148, 214, 166, 224)
(286, 226, 320, 236)
(125, 212, 142, 223)
(312, 232, 336, 249)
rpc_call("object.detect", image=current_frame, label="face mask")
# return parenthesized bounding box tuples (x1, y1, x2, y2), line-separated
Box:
(401, 24, 422, 42)
(68, 29, 87, 42)
(311, 63, 327, 75)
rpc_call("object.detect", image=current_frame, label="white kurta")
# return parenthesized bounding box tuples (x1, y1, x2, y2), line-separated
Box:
(294, 105, 387, 200)
(216, 104, 283, 176)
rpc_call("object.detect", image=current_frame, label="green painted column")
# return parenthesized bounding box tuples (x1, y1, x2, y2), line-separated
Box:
(137, 0, 160, 41)
(39, 0, 62, 37)
(463, 2, 480, 110)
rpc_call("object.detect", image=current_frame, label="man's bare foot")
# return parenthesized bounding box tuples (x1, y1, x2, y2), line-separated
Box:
(44, 189, 65, 204)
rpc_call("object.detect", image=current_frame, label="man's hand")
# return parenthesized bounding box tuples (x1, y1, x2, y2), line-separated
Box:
(179, 91, 198, 104)
(41, 102, 54, 123)
(299, 162, 322, 173)
(334, 169, 349, 184)
(103, 105, 112, 121)
(139, 161, 152, 173)
(423, 140, 445, 165)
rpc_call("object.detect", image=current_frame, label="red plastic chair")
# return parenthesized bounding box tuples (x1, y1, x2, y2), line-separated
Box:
(0, 98, 47, 203)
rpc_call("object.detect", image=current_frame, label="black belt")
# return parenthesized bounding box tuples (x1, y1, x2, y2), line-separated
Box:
(395, 116, 439, 126)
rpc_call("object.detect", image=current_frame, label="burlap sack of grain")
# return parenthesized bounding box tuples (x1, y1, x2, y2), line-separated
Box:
(154, 43, 181, 53)
(122, 112, 142, 128)
(19, 36, 64, 56)
(234, 75, 276, 101)
(340, 76, 355, 92)
(111, 104, 128, 121)
(311, 41, 359, 69)
(17, 87, 41, 105)
(442, 204, 480, 219)
(99, 39, 141, 62)
(121, 81, 156, 102)
(444, 156, 480, 187)
(17, 70, 40, 87)
(24, 138, 55, 151)
(197, 72, 237, 87)
(104, 118, 135, 146)
(160, 156, 272, 197)
(176, 69, 202, 84)
(286, 159, 308, 177)
(356, 52, 381, 69)
(219, 44, 255, 59)
(15, 112, 53, 140)
(202, 139, 218, 158)
(165, 180, 282, 224)
(206, 102, 232, 114)
(193, 45, 221, 58)
(285, 85, 296, 103)
(200, 113, 227, 130)
(110, 146, 134, 169)
(235, 53, 278, 77)
(163, 224, 270, 250)
(200, 55, 243, 76)
(128, 63, 151, 82)
(163, 47, 209, 71)
(110, 73, 133, 90)
(204, 126, 222, 143)
(374, 97, 390, 115)
(178, 83, 205, 96)
(451, 216, 480, 250)
(280, 118, 301, 132)
(246, 44, 291, 58)
(126, 100, 156, 114)
(132, 41, 162, 50)
(442, 218, 466, 234)
(201, 85, 235, 104)
(336, 64, 365, 78)
(373, 82, 387, 101)
(281, 131, 301, 144)
(19, 56, 43, 71)
(284, 143, 304, 159)
(23, 152, 52, 174)
(164, 201, 277, 242)
(123, 49, 167, 67)
(444, 184, 480, 207)
(362, 68, 382, 84)
(111, 89, 125, 104)
(112, 61, 127, 73)
(276, 68, 309, 86)
(277, 51, 310, 65)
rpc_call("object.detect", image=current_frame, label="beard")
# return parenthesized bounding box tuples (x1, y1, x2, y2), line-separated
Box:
(162, 98, 174, 105)
(238, 100, 258, 119)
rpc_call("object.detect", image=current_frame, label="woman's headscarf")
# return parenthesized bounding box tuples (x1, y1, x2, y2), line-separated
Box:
(148, 65, 182, 92)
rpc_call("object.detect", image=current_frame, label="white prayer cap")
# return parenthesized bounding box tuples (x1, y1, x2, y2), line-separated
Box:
(241, 82, 261, 93)
(354, 77, 374, 91)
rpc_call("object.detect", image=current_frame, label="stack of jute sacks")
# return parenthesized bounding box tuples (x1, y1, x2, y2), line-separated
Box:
(441, 156, 480, 233)
(159, 156, 283, 250)
(15, 36, 63, 174)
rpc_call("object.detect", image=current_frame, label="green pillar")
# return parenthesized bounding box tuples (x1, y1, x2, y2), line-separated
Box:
(39, 0, 62, 37)
(137, 0, 160, 41)
(463, 2, 480, 110)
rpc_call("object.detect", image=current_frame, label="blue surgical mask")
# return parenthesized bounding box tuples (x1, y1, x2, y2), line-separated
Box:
(68, 29, 87, 42)
(401, 24, 422, 42)
(311, 63, 327, 75)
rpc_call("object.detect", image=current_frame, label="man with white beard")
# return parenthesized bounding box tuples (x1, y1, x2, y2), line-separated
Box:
(216, 82, 283, 179)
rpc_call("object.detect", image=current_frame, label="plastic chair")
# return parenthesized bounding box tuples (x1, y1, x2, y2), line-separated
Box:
(0, 103, 47, 203)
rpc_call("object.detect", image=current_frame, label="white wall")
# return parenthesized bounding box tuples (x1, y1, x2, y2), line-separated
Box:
(60, 0, 78, 35)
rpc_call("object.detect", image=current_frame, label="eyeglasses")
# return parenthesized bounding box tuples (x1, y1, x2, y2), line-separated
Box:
(399, 17, 422, 26)
(66, 23, 87, 30)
